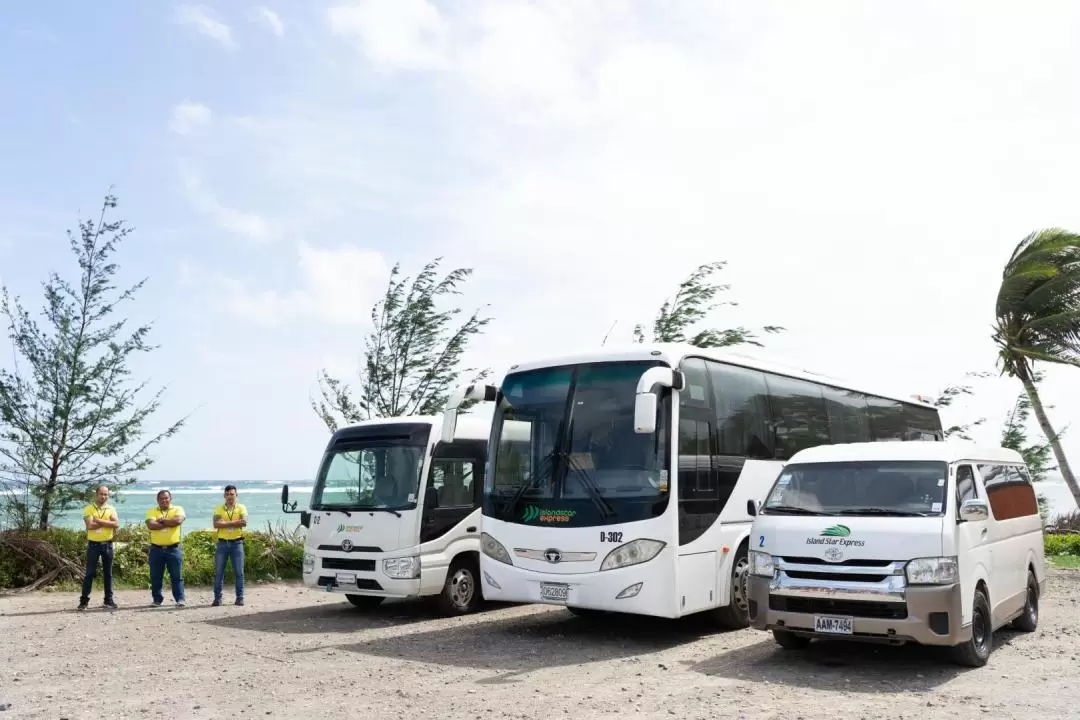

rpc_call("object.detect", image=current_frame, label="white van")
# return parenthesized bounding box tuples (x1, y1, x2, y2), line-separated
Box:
(746, 441, 1046, 667)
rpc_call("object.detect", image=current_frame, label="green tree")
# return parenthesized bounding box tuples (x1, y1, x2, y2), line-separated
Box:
(992, 228, 1080, 509)
(633, 261, 784, 347)
(312, 257, 492, 433)
(0, 193, 186, 530)
(933, 371, 993, 440)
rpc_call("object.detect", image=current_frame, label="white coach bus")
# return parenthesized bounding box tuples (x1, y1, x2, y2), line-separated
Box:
(439, 343, 943, 627)
(281, 414, 495, 615)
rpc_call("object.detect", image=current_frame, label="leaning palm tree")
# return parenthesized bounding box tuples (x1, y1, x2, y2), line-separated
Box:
(993, 228, 1080, 509)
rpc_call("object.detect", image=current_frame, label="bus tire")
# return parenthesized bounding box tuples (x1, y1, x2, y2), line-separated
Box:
(434, 555, 481, 616)
(345, 594, 384, 611)
(713, 543, 751, 630)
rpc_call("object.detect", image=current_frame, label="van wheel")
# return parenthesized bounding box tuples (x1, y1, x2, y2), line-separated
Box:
(951, 587, 992, 667)
(772, 629, 811, 650)
(345, 594, 384, 611)
(435, 557, 481, 616)
(1011, 570, 1039, 632)
(713, 545, 751, 630)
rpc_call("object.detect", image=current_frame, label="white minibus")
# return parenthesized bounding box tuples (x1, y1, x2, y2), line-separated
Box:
(747, 441, 1046, 666)
(281, 414, 493, 615)
(440, 343, 943, 627)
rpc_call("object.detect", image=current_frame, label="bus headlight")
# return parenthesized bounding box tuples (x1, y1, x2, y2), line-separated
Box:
(383, 556, 420, 579)
(905, 556, 958, 585)
(302, 552, 315, 574)
(481, 532, 513, 566)
(749, 550, 774, 577)
(599, 539, 665, 571)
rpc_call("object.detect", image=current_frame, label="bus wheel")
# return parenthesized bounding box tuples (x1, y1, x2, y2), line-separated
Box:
(345, 594, 384, 611)
(713, 544, 751, 630)
(435, 556, 481, 616)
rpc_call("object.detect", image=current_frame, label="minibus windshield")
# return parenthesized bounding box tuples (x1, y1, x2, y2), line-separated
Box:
(762, 460, 949, 517)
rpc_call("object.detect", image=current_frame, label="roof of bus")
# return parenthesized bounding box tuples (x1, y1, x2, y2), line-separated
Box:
(787, 441, 1025, 466)
(332, 414, 491, 442)
(500, 342, 938, 409)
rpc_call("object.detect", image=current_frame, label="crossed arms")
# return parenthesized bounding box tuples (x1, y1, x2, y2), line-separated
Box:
(85, 512, 119, 531)
(213, 512, 248, 529)
(146, 513, 185, 530)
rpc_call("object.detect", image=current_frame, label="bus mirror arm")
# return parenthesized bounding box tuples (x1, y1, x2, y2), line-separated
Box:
(281, 484, 311, 528)
(634, 367, 680, 434)
(442, 383, 498, 444)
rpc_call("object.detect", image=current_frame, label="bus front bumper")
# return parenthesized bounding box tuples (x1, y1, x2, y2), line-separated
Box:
(303, 566, 422, 600)
(479, 555, 677, 617)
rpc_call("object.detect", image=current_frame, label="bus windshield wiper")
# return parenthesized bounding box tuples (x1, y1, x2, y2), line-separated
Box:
(834, 507, 932, 517)
(559, 450, 616, 519)
(762, 505, 828, 516)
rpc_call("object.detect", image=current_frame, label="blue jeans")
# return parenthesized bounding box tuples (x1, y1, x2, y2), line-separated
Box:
(148, 544, 185, 604)
(80, 541, 114, 604)
(214, 539, 245, 601)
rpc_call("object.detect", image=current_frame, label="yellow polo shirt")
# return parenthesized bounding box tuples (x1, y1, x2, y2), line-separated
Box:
(213, 503, 247, 541)
(145, 505, 184, 546)
(83, 503, 117, 542)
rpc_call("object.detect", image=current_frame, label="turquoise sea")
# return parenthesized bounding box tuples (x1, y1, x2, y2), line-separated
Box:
(5, 476, 1078, 532)
(34, 479, 313, 533)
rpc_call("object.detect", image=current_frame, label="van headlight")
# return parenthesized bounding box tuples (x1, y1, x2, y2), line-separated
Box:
(599, 539, 665, 571)
(302, 551, 315, 574)
(905, 556, 958, 585)
(383, 556, 420, 579)
(749, 550, 775, 577)
(481, 532, 513, 566)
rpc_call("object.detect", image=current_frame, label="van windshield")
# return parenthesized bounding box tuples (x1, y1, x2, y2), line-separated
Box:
(762, 460, 949, 517)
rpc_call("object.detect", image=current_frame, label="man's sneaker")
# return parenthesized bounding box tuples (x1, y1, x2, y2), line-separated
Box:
(77, 602, 88, 611)
(103, 600, 118, 610)
(212, 598, 222, 607)
(175, 600, 186, 608)
(234, 598, 244, 606)
(152, 601, 162, 608)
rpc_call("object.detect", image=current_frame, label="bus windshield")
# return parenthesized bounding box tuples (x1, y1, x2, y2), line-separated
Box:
(485, 360, 671, 527)
(761, 460, 949, 517)
(311, 439, 427, 511)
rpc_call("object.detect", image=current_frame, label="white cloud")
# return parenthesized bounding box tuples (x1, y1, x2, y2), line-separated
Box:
(169, 101, 212, 135)
(328, 0, 449, 71)
(221, 242, 390, 327)
(255, 6, 285, 37)
(174, 4, 235, 48)
(179, 164, 271, 242)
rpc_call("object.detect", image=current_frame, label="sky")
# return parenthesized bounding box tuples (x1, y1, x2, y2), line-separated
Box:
(2, 1, 1080, 488)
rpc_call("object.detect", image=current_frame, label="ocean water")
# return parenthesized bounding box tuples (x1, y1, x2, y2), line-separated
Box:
(38, 480, 313, 533)
(8, 477, 1080, 532)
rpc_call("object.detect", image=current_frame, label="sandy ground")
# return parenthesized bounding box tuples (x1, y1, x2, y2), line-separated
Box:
(1, 570, 1078, 720)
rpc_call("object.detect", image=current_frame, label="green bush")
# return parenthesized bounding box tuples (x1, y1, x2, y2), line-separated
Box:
(1044, 533, 1080, 557)
(0, 524, 303, 591)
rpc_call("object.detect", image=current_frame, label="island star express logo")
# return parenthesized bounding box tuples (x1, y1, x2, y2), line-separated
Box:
(806, 523, 865, 548)
(335, 523, 363, 533)
(521, 505, 577, 523)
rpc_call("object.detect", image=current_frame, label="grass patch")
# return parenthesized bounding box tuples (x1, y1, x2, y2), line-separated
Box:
(0, 524, 304, 591)
(1048, 554, 1080, 570)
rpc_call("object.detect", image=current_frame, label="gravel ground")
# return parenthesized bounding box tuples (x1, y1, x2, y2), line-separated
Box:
(1, 570, 1078, 720)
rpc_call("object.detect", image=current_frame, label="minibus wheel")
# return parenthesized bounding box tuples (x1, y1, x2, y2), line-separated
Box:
(435, 556, 481, 616)
(346, 594, 385, 611)
(950, 587, 992, 667)
(1011, 570, 1039, 632)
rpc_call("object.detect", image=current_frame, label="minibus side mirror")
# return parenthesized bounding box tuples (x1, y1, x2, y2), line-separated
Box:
(959, 498, 989, 522)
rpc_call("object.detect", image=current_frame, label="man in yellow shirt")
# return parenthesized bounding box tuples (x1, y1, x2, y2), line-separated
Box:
(212, 484, 248, 606)
(79, 485, 120, 611)
(144, 489, 187, 607)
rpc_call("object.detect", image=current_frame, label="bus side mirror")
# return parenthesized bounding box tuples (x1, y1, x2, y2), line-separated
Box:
(281, 484, 290, 506)
(747, 499, 758, 516)
(634, 393, 658, 433)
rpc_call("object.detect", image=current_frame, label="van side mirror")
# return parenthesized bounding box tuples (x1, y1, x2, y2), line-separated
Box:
(746, 499, 758, 516)
(959, 498, 989, 522)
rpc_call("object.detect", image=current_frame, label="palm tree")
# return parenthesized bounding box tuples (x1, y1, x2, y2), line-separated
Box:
(993, 228, 1080, 509)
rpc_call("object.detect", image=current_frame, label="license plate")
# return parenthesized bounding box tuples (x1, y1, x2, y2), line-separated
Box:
(814, 615, 853, 634)
(335, 572, 356, 586)
(539, 582, 569, 603)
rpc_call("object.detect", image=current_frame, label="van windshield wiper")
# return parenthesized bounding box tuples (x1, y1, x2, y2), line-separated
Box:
(761, 505, 828, 516)
(365, 507, 403, 518)
(834, 507, 933, 517)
